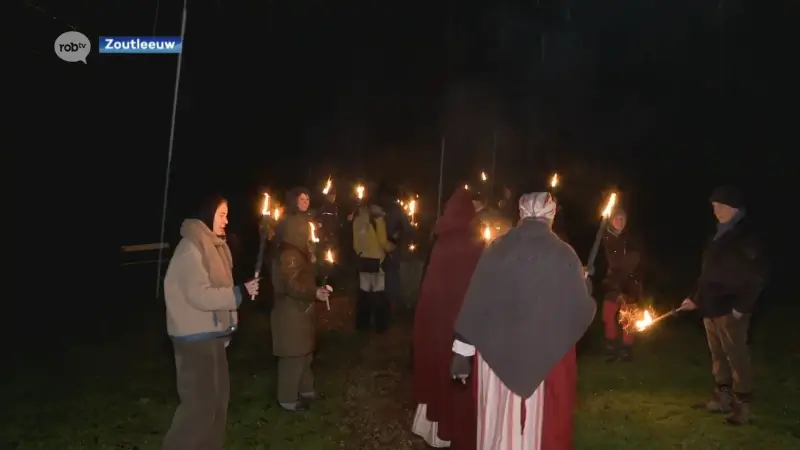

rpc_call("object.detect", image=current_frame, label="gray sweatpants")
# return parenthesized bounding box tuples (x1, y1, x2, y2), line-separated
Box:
(277, 353, 315, 405)
(163, 338, 229, 450)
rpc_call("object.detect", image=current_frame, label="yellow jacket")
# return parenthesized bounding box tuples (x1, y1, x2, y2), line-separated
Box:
(353, 207, 394, 261)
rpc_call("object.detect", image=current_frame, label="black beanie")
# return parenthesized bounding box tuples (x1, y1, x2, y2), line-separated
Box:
(188, 194, 227, 231)
(709, 185, 743, 208)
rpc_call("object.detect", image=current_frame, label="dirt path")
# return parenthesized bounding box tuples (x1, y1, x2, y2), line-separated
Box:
(338, 322, 425, 450)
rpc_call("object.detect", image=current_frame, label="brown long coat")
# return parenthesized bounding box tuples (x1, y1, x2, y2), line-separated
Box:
(271, 215, 318, 357)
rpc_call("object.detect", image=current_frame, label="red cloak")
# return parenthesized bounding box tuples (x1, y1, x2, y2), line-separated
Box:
(413, 189, 484, 450)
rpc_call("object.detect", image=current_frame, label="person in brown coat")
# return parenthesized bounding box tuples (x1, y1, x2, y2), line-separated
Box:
(600, 207, 644, 362)
(271, 214, 330, 412)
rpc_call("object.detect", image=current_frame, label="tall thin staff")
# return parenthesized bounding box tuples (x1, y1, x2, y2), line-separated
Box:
(437, 136, 445, 218)
(490, 129, 497, 198)
(155, 0, 188, 298)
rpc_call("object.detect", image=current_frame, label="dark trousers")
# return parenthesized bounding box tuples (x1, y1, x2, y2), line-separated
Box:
(383, 255, 401, 306)
(163, 338, 229, 450)
(355, 273, 389, 332)
(704, 314, 753, 395)
(277, 354, 314, 405)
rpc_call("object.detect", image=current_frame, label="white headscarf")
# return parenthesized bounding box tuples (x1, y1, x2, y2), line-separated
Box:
(519, 192, 557, 221)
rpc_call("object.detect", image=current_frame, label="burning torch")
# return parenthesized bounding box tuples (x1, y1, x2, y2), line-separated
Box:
(585, 192, 617, 277)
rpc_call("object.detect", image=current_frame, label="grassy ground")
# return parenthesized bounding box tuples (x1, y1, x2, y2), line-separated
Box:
(3, 289, 799, 449)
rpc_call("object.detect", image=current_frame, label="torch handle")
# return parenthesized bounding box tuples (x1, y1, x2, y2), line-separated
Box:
(648, 306, 687, 326)
(252, 221, 270, 300)
(585, 219, 607, 276)
(250, 270, 260, 300)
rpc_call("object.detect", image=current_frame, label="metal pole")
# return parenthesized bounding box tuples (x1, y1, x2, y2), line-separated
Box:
(437, 136, 445, 218)
(155, 0, 188, 298)
(541, 34, 545, 63)
(490, 129, 497, 198)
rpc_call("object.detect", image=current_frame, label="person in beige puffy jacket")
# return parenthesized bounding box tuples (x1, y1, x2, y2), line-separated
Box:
(162, 194, 259, 450)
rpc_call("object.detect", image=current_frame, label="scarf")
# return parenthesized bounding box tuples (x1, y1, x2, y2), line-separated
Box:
(714, 209, 745, 240)
(518, 192, 556, 222)
(180, 219, 235, 329)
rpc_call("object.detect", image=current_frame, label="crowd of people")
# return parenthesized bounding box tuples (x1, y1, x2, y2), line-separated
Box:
(159, 180, 768, 449)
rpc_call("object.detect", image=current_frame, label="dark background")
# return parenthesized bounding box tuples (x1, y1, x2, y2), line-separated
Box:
(22, 1, 796, 327)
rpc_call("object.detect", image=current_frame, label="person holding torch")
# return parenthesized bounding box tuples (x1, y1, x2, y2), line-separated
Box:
(600, 207, 645, 362)
(271, 214, 331, 412)
(681, 186, 768, 425)
(162, 194, 260, 449)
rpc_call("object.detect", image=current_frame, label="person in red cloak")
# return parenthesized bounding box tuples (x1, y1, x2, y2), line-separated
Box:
(412, 188, 485, 449)
(451, 192, 595, 450)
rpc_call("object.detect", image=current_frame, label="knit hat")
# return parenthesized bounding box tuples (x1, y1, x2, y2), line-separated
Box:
(709, 185, 743, 208)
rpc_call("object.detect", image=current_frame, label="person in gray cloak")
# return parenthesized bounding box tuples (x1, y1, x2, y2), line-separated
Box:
(450, 192, 596, 450)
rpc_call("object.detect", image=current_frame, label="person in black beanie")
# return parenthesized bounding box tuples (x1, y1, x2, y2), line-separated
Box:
(681, 185, 769, 425)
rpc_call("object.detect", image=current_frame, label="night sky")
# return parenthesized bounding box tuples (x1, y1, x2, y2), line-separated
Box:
(25, 0, 795, 301)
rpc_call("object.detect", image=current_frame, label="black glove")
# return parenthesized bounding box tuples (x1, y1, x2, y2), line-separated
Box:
(450, 353, 473, 384)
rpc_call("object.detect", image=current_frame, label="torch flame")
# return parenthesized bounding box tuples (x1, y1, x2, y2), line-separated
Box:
(408, 199, 416, 215)
(273, 207, 281, 220)
(322, 177, 332, 195)
(261, 193, 270, 215)
(464, 184, 470, 190)
(355, 184, 365, 200)
(601, 193, 618, 218)
(309, 222, 319, 243)
(550, 173, 559, 188)
(480, 171, 487, 181)
(408, 243, 416, 251)
(325, 249, 334, 263)
(482, 225, 493, 241)
(635, 310, 654, 331)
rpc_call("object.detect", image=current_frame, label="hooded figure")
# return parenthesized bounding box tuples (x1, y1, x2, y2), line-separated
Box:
(271, 213, 324, 412)
(162, 194, 254, 450)
(412, 189, 485, 450)
(682, 185, 768, 425)
(451, 192, 595, 450)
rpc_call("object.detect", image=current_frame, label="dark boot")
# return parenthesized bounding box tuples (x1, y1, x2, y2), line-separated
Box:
(618, 345, 633, 362)
(373, 291, 391, 333)
(604, 340, 618, 363)
(724, 394, 752, 425)
(692, 386, 733, 413)
(355, 290, 372, 331)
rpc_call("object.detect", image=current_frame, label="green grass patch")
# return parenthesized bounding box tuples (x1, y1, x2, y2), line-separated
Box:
(2, 298, 798, 449)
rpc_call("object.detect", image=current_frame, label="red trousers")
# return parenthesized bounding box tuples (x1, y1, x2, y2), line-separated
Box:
(602, 300, 634, 345)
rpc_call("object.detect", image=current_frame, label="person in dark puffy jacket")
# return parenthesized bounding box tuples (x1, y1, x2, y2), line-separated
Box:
(600, 207, 644, 362)
(681, 185, 768, 426)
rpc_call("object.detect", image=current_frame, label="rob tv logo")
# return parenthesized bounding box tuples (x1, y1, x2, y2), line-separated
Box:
(54, 31, 91, 63)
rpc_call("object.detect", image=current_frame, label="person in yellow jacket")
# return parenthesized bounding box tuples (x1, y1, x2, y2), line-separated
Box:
(353, 203, 395, 332)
